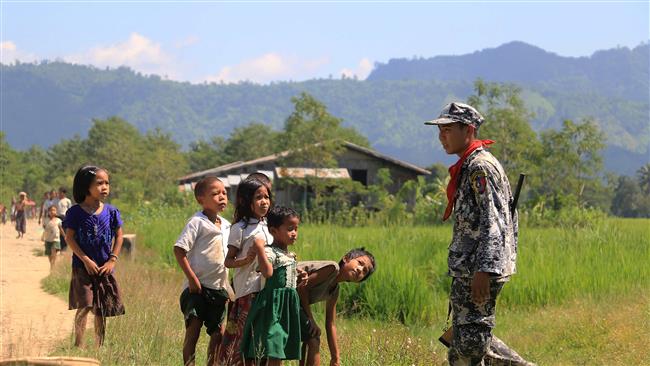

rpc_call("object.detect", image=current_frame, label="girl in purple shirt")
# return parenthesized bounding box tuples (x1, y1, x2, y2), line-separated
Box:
(64, 165, 125, 347)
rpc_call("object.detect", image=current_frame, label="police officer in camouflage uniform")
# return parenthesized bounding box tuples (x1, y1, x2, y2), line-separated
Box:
(425, 102, 535, 366)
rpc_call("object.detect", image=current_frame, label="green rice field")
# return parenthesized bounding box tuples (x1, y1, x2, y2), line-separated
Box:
(42, 207, 650, 365)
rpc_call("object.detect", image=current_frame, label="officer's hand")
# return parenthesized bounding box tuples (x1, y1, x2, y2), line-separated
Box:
(471, 272, 490, 305)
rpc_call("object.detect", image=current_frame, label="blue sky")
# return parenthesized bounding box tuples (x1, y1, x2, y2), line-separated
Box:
(2, 1, 648, 83)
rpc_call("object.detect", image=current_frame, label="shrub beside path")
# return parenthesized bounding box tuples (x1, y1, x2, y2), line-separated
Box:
(0, 220, 74, 359)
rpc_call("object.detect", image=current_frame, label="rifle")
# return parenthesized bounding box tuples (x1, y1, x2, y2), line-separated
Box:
(439, 173, 526, 348)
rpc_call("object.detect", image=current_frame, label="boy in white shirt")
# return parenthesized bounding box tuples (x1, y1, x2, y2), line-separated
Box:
(173, 176, 233, 366)
(43, 205, 64, 270)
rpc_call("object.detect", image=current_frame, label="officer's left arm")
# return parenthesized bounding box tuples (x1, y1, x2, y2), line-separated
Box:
(471, 167, 507, 276)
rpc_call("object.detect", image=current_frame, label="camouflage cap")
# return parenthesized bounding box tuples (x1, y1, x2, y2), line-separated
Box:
(424, 102, 485, 129)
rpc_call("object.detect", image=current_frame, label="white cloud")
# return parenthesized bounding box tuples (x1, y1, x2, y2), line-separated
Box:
(174, 36, 199, 49)
(66, 33, 179, 79)
(206, 52, 329, 84)
(340, 57, 373, 80)
(1, 41, 38, 64)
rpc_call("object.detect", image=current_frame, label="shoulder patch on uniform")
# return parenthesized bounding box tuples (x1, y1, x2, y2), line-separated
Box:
(471, 170, 487, 195)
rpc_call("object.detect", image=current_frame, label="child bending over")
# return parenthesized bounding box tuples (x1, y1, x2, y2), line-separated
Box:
(297, 248, 376, 366)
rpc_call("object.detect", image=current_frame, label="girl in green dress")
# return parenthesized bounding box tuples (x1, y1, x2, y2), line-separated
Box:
(241, 206, 303, 365)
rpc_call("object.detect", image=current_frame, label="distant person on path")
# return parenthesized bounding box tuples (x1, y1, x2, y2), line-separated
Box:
(43, 205, 64, 270)
(296, 248, 376, 366)
(425, 102, 535, 366)
(0, 203, 7, 225)
(10, 197, 16, 223)
(56, 187, 72, 251)
(38, 190, 56, 226)
(173, 176, 233, 366)
(240, 206, 303, 365)
(64, 165, 125, 347)
(14, 192, 31, 238)
(219, 178, 273, 366)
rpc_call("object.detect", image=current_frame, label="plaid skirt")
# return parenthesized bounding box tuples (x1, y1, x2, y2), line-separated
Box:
(69, 266, 125, 317)
(218, 293, 256, 366)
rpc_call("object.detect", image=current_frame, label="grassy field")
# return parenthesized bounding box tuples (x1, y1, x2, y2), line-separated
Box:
(42, 210, 650, 365)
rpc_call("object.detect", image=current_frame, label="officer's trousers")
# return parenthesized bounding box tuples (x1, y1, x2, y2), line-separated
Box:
(448, 277, 535, 366)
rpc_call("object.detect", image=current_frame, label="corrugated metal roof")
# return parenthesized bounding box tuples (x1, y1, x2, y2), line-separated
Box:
(178, 140, 430, 182)
(275, 167, 351, 179)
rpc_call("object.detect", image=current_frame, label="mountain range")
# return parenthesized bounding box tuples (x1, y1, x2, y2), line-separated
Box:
(2, 41, 648, 175)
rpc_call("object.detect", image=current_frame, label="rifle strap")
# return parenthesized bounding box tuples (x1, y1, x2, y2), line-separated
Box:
(444, 280, 452, 331)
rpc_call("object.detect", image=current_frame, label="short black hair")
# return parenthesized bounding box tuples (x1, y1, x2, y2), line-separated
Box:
(339, 247, 376, 282)
(194, 176, 223, 200)
(267, 205, 299, 228)
(58, 187, 67, 194)
(72, 165, 106, 203)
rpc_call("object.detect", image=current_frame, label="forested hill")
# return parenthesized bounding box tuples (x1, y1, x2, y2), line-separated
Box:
(369, 41, 649, 102)
(2, 42, 648, 175)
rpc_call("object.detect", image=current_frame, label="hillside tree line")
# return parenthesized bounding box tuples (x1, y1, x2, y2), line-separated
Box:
(1, 86, 648, 222)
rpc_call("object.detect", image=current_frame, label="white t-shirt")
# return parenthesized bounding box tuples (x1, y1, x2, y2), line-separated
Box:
(56, 197, 72, 216)
(174, 212, 233, 297)
(43, 217, 62, 242)
(228, 218, 273, 299)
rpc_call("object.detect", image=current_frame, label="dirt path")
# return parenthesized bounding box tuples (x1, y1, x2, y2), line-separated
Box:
(0, 219, 75, 359)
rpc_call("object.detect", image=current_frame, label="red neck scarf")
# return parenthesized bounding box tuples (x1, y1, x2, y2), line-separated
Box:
(443, 139, 495, 221)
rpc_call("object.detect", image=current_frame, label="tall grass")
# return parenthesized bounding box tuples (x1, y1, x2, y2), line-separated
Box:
(127, 204, 650, 326)
(41, 207, 650, 365)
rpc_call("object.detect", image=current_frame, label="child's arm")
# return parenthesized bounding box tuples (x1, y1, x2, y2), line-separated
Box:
(57, 221, 65, 237)
(254, 237, 273, 278)
(65, 228, 99, 275)
(224, 245, 257, 268)
(99, 227, 123, 276)
(173, 246, 202, 293)
(325, 295, 340, 366)
(297, 266, 337, 339)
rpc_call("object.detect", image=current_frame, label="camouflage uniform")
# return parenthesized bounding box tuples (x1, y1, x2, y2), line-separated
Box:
(425, 102, 534, 366)
(447, 148, 533, 366)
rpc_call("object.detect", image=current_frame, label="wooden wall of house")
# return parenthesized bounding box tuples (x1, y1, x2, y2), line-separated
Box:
(335, 149, 420, 193)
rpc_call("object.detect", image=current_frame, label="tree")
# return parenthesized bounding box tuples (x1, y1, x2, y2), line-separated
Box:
(139, 129, 189, 199)
(282, 92, 367, 167)
(47, 134, 87, 188)
(19, 145, 50, 199)
(637, 163, 650, 195)
(86, 116, 144, 176)
(538, 118, 606, 208)
(222, 123, 282, 162)
(0, 132, 23, 203)
(611, 175, 650, 217)
(187, 136, 228, 172)
(467, 79, 542, 186)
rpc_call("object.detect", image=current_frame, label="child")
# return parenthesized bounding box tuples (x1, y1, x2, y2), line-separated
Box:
(297, 248, 376, 366)
(173, 176, 233, 366)
(219, 177, 273, 366)
(64, 165, 125, 347)
(240, 205, 302, 365)
(56, 187, 72, 251)
(43, 205, 64, 270)
(38, 191, 55, 226)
